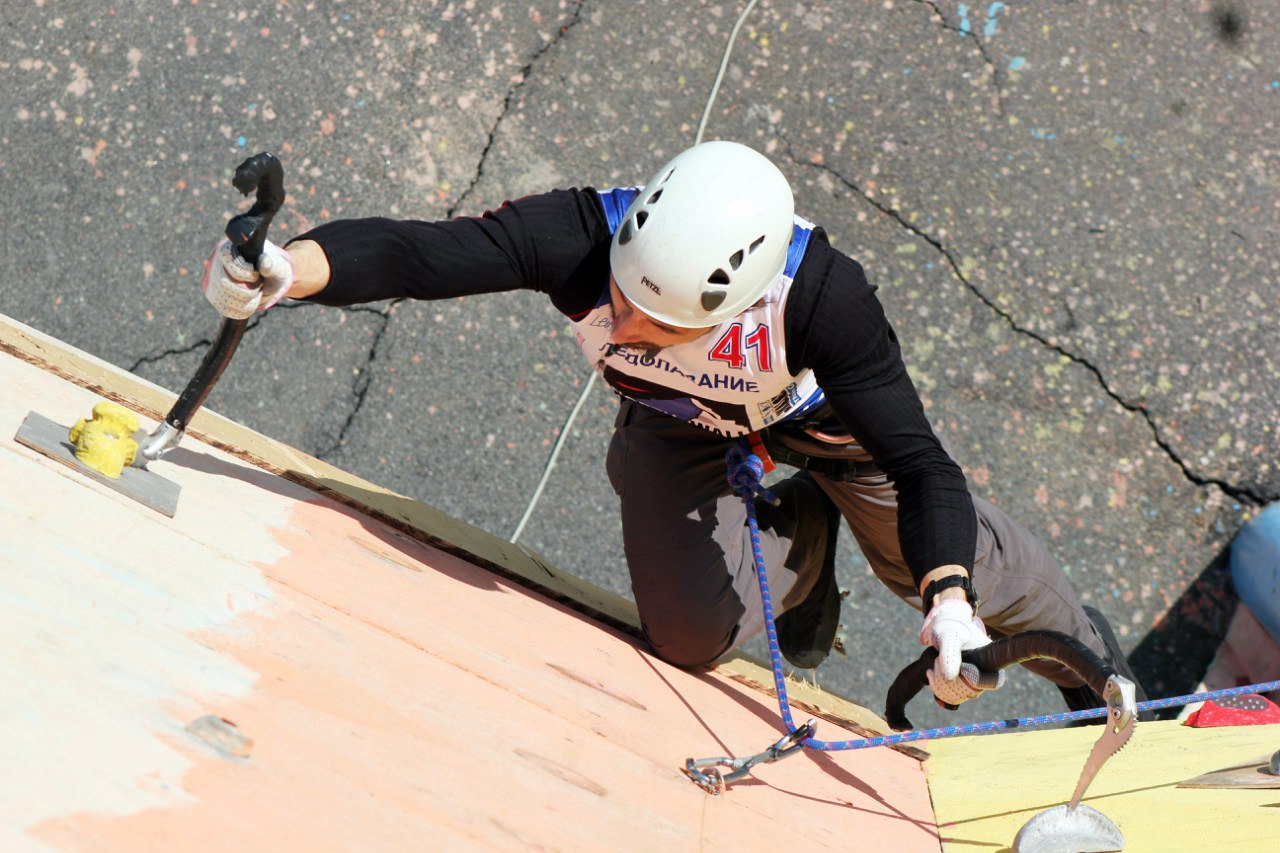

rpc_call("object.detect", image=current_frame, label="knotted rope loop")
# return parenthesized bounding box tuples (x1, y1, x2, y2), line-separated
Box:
(726, 440, 778, 506)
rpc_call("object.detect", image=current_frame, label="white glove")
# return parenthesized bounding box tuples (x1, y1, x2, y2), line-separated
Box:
(920, 598, 1005, 709)
(201, 238, 295, 319)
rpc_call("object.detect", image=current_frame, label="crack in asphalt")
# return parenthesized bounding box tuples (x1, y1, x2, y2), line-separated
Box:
(127, 301, 388, 458)
(313, 304, 394, 460)
(321, 1, 587, 455)
(450, 0, 587, 217)
(127, 5, 588, 460)
(790, 149, 1274, 507)
(127, 332, 224, 373)
(909, 0, 1005, 115)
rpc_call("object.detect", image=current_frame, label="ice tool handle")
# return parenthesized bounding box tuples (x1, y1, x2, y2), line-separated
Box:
(166, 151, 284, 432)
(138, 153, 286, 464)
(883, 629, 1136, 732)
(225, 151, 286, 267)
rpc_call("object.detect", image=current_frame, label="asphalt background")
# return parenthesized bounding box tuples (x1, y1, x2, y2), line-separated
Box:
(3, 1, 1277, 732)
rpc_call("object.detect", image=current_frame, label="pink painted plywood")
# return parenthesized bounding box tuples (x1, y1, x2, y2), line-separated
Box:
(1, 341, 939, 853)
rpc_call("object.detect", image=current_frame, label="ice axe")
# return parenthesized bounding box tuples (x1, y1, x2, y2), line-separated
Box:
(14, 152, 285, 517)
(885, 631, 1137, 853)
(137, 150, 287, 465)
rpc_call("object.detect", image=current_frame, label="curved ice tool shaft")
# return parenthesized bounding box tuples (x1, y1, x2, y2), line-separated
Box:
(136, 152, 285, 467)
(885, 629, 1130, 732)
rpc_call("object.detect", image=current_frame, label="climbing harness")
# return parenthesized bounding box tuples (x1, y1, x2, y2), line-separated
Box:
(683, 440, 1280, 792)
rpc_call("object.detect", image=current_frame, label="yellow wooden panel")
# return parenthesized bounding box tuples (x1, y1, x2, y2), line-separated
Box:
(925, 718, 1280, 852)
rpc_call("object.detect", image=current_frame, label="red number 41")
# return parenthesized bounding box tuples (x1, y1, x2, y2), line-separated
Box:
(708, 323, 772, 371)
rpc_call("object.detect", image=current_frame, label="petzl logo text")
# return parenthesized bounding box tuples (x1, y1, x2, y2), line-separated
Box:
(641, 276, 661, 295)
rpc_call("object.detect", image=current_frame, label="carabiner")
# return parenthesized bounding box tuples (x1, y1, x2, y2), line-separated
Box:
(683, 721, 817, 794)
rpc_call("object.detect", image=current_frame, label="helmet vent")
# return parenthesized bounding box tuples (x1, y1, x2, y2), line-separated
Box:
(729, 250, 744, 271)
(617, 218, 634, 245)
(707, 269, 730, 286)
(635, 210, 649, 229)
(648, 188, 664, 204)
(700, 289, 728, 312)
(749, 235, 766, 253)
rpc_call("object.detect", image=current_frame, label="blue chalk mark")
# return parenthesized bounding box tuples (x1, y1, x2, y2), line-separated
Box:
(1030, 128, 1057, 141)
(1271, 81, 1280, 89)
(984, 2, 1006, 37)
(1009, 56, 1026, 72)
(958, 4, 971, 35)
(236, 135, 247, 147)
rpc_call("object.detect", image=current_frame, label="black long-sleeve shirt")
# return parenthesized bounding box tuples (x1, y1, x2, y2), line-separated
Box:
(296, 188, 977, 584)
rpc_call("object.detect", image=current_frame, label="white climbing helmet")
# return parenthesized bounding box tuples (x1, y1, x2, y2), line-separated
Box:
(609, 140, 795, 328)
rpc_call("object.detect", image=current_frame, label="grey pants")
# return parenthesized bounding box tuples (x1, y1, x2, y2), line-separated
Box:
(606, 399, 1106, 687)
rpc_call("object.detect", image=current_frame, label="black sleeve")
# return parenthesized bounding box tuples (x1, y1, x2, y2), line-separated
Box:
(291, 188, 613, 318)
(785, 233, 978, 586)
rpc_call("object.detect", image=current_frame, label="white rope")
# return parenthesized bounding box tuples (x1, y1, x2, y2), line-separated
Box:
(695, 0, 760, 147)
(509, 371, 598, 543)
(510, 0, 761, 543)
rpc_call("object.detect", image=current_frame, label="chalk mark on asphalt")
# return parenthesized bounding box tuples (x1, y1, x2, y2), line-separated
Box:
(909, 0, 1006, 116)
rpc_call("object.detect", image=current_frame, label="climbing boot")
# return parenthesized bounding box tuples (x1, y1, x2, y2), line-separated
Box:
(773, 472, 843, 669)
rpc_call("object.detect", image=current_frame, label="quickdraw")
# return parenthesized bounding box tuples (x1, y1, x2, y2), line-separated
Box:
(683, 721, 816, 794)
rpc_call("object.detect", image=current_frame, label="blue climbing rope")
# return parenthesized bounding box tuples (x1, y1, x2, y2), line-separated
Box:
(722, 441, 1280, 752)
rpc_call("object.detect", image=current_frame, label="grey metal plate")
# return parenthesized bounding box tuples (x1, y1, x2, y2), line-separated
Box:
(1178, 755, 1280, 789)
(14, 411, 180, 517)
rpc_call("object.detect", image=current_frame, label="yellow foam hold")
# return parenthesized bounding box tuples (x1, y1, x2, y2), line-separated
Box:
(69, 401, 139, 479)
